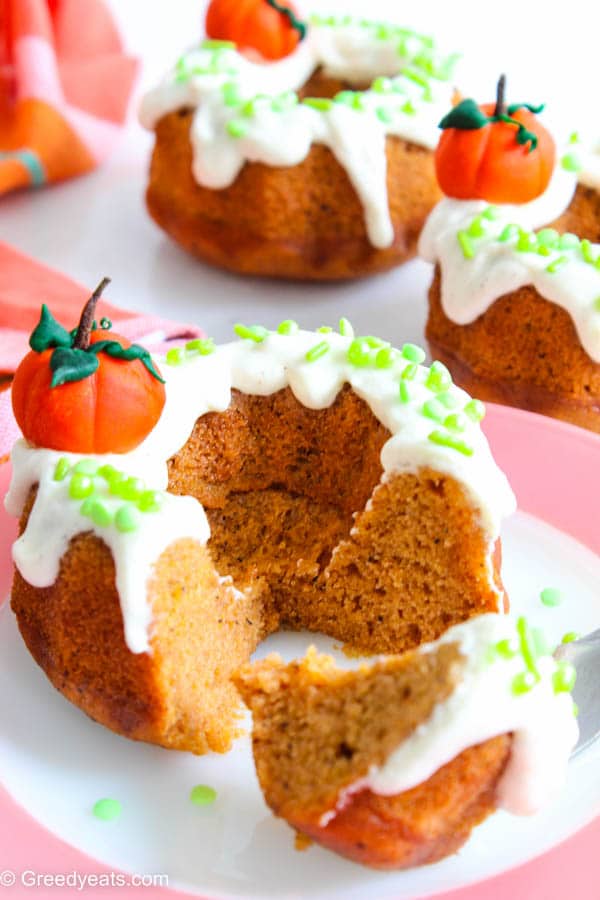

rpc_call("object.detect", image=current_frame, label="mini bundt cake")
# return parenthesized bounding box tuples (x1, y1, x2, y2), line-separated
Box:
(236, 614, 579, 869)
(420, 78, 600, 431)
(139, 13, 459, 280)
(6, 297, 515, 755)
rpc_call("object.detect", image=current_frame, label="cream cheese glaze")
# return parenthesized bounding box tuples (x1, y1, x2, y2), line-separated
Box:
(419, 187, 600, 362)
(6, 327, 516, 655)
(334, 614, 579, 817)
(139, 17, 458, 249)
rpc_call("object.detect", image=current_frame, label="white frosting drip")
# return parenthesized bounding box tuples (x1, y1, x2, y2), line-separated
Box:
(139, 21, 458, 248)
(6, 329, 515, 654)
(419, 161, 600, 361)
(356, 615, 579, 816)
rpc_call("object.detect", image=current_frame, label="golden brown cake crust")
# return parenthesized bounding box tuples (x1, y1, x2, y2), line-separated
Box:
(11, 387, 506, 755)
(145, 69, 441, 280)
(426, 184, 600, 431)
(299, 736, 511, 869)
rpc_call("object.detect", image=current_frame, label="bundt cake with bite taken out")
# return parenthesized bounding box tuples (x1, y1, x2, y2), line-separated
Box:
(235, 614, 579, 869)
(7, 300, 515, 755)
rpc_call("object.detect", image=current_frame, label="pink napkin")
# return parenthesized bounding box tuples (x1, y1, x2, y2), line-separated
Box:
(0, 241, 204, 462)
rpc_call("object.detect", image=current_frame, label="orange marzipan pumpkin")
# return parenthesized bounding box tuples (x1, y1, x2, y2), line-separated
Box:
(435, 103, 556, 204)
(12, 329, 166, 455)
(205, 0, 303, 60)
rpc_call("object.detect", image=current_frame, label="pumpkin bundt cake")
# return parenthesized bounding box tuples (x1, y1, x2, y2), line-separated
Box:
(420, 77, 600, 431)
(7, 295, 515, 756)
(139, 11, 459, 280)
(236, 614, 579, 869)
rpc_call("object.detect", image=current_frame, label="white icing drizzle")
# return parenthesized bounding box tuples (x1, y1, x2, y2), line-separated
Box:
(340, 614, 579, 817)
(419, 156, 600, 362)
(6, 329, 515, 655)
(139, 19, 458, 249)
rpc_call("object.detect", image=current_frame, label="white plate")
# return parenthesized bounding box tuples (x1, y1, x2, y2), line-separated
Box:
(1, 509, 599, 900)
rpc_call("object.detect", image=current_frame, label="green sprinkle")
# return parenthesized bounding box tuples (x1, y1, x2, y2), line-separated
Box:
(53, 458, 71, 482)
(303, 98, 333, 112)
(517, 616, 540, 679)
(569, 130, 580, 144)
(536, 228, 560, 248)
(338, 317, 354, 338)
(166, 348, 184, 366)
(546, 255, 569, 274)
(115, 505, 140, 534)
(425, 361, 451, 393)
(81, 499, 112, 528)
(108, 474, 127, 496)
(464, 398, 485, 422)
(561, 152, 581, 173)
(359, 337, 383, 351)
(553, 661, 577, 694)
(186, 338, 216, 356)
(581, 239, 595, 264)
(93, 798, 122, 822)
(277, 319, 299, 336)
(73, 459, 98, 476)
(399, 380, 411, 403)
(536, 244, 551, 257)
(558, 232, 580, 250)
(372, 76, 392, 94)
(347, 338, 372, 368)
(98, 464, 119, 483)
(428, 430, 474, 456)
(457, 230, 475, 259)
(401, 362, 418, 381)
(593, 297, 600, 313)
(437, 391, 458, 409)
(69, 474, 94, 500)
(402, 342, 426, 364)
(498, 224, 519, 243)
(517, 230, 536, 253)
(561, 631, 579, 644)
(234, 323, 269, 343)
(241, 98, 259, 118)
(467, 215, 485, 238)
(401, 100, 416, 116)
(221, 82, 240, 107)
(444, 412, 467, 433)
(495, 638, 518, 659)
(375, 347, 396, 369)
(376, 107, 393, 124)
(305, 341, 330, 362)
(138, 490, 163, 513)
(226, 119, 248, 138)
(202, 39, 235, 49)
(573, 701, 579, 717)
(540, 587, 562, 607)
(422, 399, 446, 423)
(317, 326, 332, 333)
(190, 784, 217, 806)
(512, 671, 538, 695)
(482, 205, 499, 220)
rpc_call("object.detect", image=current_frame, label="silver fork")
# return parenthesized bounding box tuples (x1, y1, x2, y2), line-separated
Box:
(555, 628, 600, 757)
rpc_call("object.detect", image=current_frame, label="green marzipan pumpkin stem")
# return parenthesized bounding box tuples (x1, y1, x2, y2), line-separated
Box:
(73, 277, 111, 351)
(494, 73, 506, 118)
(264, 0, 307, 39)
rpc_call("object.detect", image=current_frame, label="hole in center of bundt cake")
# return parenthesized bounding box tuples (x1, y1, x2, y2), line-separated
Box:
(167, 385, 389, 639)
(167, 385, 504, 658)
